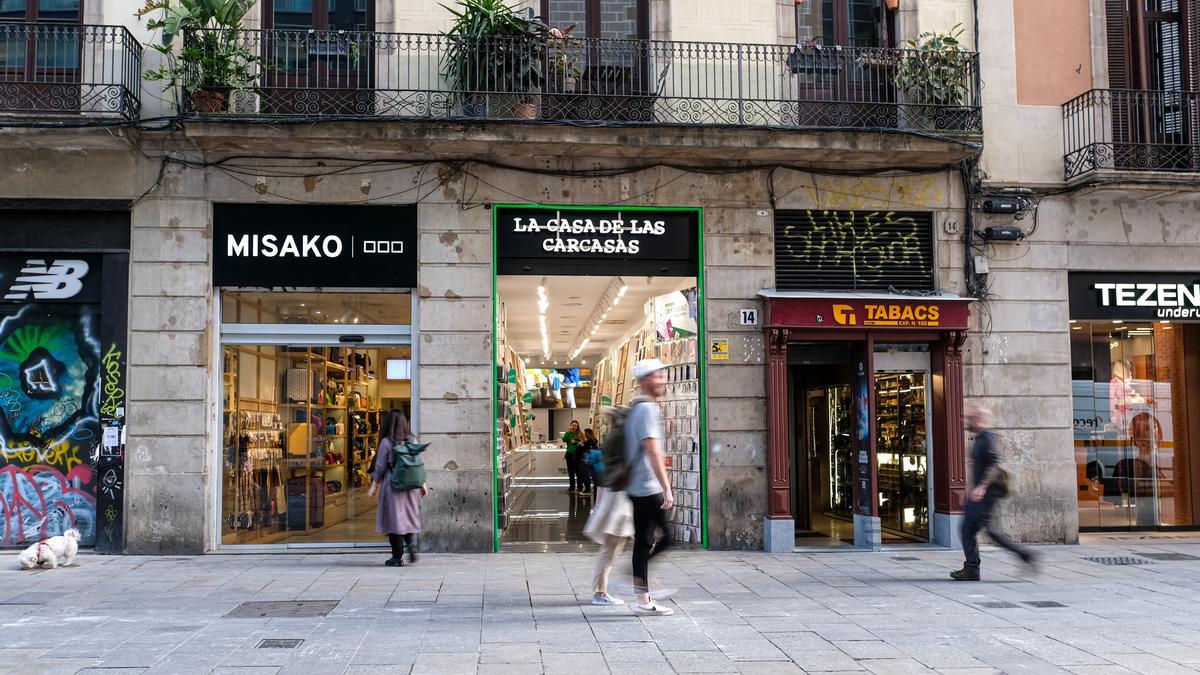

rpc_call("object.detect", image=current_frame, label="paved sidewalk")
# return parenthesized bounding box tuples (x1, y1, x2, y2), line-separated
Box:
(2, 538, 1200, 674)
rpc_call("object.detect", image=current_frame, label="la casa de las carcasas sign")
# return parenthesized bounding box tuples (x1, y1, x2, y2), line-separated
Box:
(495, 205, 699, 276)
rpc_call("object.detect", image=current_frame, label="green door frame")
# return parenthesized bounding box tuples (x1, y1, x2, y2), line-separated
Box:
(490, 204, 708, 552)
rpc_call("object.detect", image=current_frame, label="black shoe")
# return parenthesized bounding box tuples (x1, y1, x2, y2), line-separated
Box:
(950, 568, 979, 581)
(408, 548, 418, 564)
(384, 556, 404, 567)
(1020, 550, 1040, 573)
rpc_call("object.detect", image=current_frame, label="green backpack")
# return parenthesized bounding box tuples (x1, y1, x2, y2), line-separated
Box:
(389, 440, 429, 491)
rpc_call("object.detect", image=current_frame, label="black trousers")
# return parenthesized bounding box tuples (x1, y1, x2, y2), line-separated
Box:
(565, 453, 579, 491)
(961, 494, 1029, 570)
(577, 462, 593, 493)
(631, 493, 672, 594)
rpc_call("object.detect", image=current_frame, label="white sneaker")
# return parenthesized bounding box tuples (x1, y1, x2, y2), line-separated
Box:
(592, 594, 625, 606)
(631, 602, 674, 616)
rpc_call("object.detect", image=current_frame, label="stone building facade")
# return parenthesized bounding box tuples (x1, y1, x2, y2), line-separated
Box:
(15, 0, 1157, 556)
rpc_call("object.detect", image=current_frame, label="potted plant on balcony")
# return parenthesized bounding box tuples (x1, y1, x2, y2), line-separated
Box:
(138, 0, 257, 114)
(893, 24, 976, 131)
(543, 23, 582, 119)
(441, 0, 548, 119)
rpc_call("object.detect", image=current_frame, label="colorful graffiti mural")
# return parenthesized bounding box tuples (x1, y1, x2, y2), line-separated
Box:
(0, 304, 101, 545)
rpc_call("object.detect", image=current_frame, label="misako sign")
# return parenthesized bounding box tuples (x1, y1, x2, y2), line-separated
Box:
(767, 296, 970, 330)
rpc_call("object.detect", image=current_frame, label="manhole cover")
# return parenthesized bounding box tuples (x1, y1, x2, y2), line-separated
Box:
(977, 601, 1019, 609)
(890, 556, 920, 561)
(225, 601, 338, 618)
(1133, 552, 1200, 561)
(257, 639, 304, 649)
(1084, 556, 1152, 566)
(0, 592, 67, 605)
(1023, 601, 1067, 608)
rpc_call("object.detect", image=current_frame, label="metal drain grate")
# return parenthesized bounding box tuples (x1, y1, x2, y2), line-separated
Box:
(225, 600, 339, 618)
(977, 601, 1019, 608)
(1023, 601, 1067, 608)
(1133, 552, 1200, 561)
(890, 556, 921, 561)
(257, 639, 304, 649)
(1083, 556, 1152, 566)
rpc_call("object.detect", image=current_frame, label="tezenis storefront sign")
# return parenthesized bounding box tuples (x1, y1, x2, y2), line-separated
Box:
(213, 204, 417, 288)
(495, 205, 699, 276)
(1069, 272, 1200, 320)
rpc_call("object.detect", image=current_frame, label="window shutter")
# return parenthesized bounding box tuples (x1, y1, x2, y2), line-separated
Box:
(1184, 0, 1200, 167)
(1106, 0, 1131, 89)
(773, 210, 935, 292)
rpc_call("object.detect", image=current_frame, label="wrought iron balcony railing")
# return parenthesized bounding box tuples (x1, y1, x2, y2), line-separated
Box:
(0, 23, 141, 120)
(180, 28, 981, 134)
(1064, 89, 1200, 179)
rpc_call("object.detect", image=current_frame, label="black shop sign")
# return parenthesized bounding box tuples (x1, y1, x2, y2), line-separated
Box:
(0, 253, 103, 304)
(495, 205, 699, 276)
(1069, 272, 1200, 321)
(213, 204, 417, 288)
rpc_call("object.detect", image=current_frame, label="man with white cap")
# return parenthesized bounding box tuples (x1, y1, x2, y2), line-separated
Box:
(626, 358, 674, 616)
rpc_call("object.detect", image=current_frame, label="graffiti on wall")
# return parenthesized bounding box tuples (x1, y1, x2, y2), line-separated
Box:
(0, 304, 101, 545)
(776, 210, 929, 285)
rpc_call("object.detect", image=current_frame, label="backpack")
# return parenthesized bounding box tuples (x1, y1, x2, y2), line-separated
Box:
(389, 439, 429, 492)
(598, 397, 648, 491)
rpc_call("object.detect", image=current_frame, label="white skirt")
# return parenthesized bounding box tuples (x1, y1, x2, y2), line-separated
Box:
(583, 488, 634, 543)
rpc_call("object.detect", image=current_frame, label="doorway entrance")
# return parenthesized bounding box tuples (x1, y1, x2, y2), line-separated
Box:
(491, 205, 706, 552)
(790, 341, 934, 547)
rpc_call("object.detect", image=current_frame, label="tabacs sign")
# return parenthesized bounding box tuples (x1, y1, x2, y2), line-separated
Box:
(1069, 272, 1200, 320)
(495, 205, 699, 276)
(767, 296, 970, 331)
(213, 204, 417, 288)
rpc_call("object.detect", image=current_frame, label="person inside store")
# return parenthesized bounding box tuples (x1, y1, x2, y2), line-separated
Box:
(1109, 360, 1149, 437)
(626, 358, 674, 616)
(368, 409, 427, 567)
(951, 404, 1038, 581)
(581, 428, 602, 498)
(563, 420, 585, 495)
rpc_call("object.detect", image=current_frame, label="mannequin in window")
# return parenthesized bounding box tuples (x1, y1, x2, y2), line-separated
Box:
(1108, 360, 1146, 437)
(1113, 412, 1163, 527)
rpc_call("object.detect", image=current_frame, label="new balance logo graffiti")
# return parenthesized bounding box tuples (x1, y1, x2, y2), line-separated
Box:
(3, 259, 90, 301)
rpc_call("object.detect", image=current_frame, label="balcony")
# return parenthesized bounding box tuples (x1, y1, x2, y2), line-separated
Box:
(0, 23, 141, 121)
(179, 28, 981, 136)
(1064, 89, 1200, 180)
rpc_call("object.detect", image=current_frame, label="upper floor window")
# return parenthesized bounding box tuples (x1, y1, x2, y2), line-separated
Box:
(541, 0, 647, 41)
(265, 0, 371, 32)
(0, 0, 81, 23)
(795, 0, 889, 48)
(1107, 0, 1198, 93)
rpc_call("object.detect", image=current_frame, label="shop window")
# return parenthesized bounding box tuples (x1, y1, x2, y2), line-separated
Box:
(219, 291, 413, 547)
(1072, 320, 1199, 529)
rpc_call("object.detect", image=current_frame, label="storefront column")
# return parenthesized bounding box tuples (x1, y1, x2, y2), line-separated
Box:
(931, 329, 967, 548)
(764, 328, 793, 553)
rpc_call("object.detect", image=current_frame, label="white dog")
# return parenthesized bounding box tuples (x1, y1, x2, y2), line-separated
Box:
(17, 529, 80, 570)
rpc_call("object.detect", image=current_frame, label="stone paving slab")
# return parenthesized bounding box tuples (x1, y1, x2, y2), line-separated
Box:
(1, 539, 1199, 674)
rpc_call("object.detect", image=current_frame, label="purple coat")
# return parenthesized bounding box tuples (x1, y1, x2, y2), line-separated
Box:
(372, 437, 423, 535)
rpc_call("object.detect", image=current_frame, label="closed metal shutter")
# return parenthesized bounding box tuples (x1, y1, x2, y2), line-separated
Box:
(788, 342, 851, 365)
(774, 210, 935, 291)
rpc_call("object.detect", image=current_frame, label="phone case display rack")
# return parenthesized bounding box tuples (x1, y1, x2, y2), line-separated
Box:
(222, 346, 381, 544)
(496, 315, 535, 529)
(591, 323, 703, 545)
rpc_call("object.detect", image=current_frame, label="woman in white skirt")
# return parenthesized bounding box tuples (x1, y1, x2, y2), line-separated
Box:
(583, 487, 634, 605)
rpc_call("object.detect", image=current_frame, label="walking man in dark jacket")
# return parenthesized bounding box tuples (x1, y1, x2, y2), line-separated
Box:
(951, 404, 1038, 581)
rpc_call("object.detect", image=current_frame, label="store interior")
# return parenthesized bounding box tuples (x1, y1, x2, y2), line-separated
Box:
(496, 275, 702, 552)
(220, 292, 412, 546)
(791, 342, 932, 547)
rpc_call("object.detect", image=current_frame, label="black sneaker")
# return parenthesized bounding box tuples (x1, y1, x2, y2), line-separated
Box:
(1020, 550, 1040, 574)
(384, 556, 404, 567)
(950, 568, 979, 581)
(408, 549, 418, 564)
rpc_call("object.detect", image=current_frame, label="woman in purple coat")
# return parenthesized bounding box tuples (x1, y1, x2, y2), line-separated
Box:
(367, 410, 427, 566)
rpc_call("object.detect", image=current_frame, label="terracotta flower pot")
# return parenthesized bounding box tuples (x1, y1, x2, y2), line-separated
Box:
(885, 0, 899, 10)
(192, 88, 226, 114)
(515, 101, 538, 119)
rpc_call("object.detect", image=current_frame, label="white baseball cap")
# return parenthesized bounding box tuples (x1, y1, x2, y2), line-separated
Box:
(633, 358, 668, 379)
